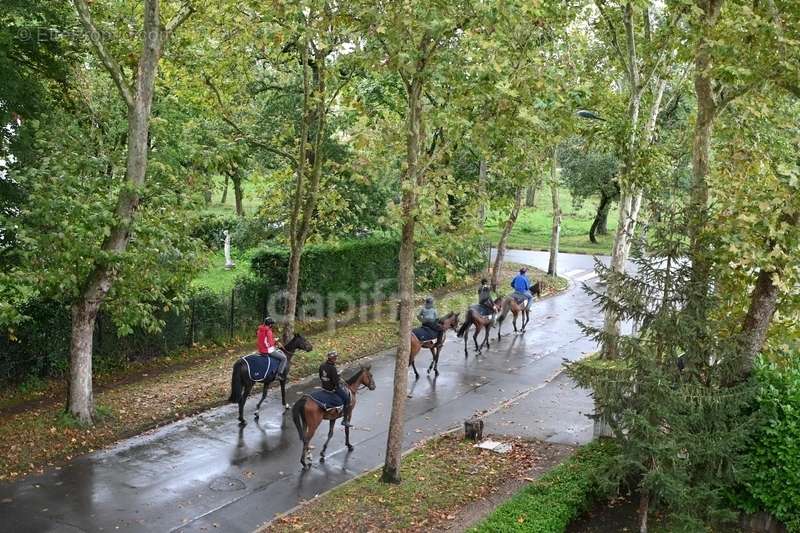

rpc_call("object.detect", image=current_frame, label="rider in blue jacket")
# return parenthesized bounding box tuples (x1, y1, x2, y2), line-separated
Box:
(511, 267, 534, 310)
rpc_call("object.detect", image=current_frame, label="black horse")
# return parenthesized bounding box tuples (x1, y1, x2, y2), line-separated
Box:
(228, 333, 313, 426)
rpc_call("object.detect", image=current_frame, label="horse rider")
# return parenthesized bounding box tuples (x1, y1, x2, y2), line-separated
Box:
(319, 351, 353, 427)
(478, 278, 496, 315)
(510, 267, 534, 310)
(257, 316, 288, 378)
(417, 296, 443, 341)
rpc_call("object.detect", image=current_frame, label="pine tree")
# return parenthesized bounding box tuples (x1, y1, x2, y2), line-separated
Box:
(568, 195, 756, 532)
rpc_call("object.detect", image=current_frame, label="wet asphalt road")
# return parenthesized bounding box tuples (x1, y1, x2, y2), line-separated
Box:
(0, 251, 611, 533)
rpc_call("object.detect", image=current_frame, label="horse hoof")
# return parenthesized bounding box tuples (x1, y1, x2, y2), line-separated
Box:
(285, 404, 290, 410)
(253, 413, 259, 419)
(239, 420, 247, 427)
(435, 370, 440, 377)
(347, 445, 354, 452)
(319, 456, 325, 463)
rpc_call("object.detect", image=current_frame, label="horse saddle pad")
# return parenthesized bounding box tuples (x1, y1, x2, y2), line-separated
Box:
(470, 304, 494, 317)
(308, 389, 346, 412)
(511, 293, 528, 304)
(242, 354, 281, 382)
(412, 326, 439, 343)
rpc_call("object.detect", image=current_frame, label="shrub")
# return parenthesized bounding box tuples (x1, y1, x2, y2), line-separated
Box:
(193, 214, 280, 250)
(471, 440, 617, 533)
(738, 359, 800, 531)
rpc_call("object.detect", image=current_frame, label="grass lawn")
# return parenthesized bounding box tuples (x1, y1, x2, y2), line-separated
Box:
(485, 189, 617, 255)
(191, 247, 259, 292)
(261, 434, 569, 533)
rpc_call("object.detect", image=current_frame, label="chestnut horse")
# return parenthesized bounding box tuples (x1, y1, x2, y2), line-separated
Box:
(457, 297, 502, 357)
(228, 333, 313, 426)
(409, 312, 460, 379)
(497, 281, 542, 340)
(292, 366, 376, 468)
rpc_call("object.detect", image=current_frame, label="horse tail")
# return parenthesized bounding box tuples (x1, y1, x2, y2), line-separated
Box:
(229, 359, 243, 403)
(292, 397, 307, 442)
(457, 312, 472, 338)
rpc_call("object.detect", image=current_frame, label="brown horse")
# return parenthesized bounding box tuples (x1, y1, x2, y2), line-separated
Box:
(291, 366, 376, 468)
(457, 297, 502, 357)
(228, 334, 313, 426)
(497, 281, 542, 340)
(409, 312, 460, 379)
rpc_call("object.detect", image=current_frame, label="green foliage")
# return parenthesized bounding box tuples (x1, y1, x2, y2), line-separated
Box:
(471, 441, 617, 533)
(251, 235, 486, 315)
(738, 358, 800, 531)
(193, 214, 280, 251)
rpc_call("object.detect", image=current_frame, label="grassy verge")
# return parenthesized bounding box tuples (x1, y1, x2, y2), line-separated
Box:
(261, 434, 565, 533)
(0, 264, 566, 481)
(191, 247, 259, 292)
(470, 440, 616, 533)
(485, 190, 617, 255)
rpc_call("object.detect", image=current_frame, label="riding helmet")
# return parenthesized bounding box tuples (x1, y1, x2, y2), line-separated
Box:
(263, 316, 275, 325)
(326, 350, 338, 360)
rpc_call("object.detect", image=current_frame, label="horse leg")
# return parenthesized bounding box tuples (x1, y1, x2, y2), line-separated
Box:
(522, 309, 529, 331)
(473, 328, 480, 353)
(345, 421, 353, 451)
(483, 327, 491, 350)
(255, 380, 269, 419)
(239, 381, 253, 426)
(303, 410, 321, 468)
(280, 379, 289, 410)
(513, 312, 519, 334)
(411, 358, 420, 380)
(320, 419, 335, 463)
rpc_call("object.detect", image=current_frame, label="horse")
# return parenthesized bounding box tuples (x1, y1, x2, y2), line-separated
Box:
(497, 281, 542, 340)
(228, 333, 313, 426)
(292, 366, 376, 468)
(457, 297, 502, 357)
(409, 312, 460, 379)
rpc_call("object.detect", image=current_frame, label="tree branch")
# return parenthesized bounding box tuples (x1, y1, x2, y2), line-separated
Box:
(163, 3, 195, 46)
(72, 0, 134, 108)
(203, 74, 299, 166)
(595, 0, 631, 83)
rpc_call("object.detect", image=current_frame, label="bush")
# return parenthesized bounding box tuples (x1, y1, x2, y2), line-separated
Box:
(251, 235, 486, 316)
(738, 359, 800, 531)
(471, 440, 616, 533)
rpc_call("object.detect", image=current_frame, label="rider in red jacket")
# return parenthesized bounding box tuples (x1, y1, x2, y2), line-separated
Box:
(257, 317, 287, 377)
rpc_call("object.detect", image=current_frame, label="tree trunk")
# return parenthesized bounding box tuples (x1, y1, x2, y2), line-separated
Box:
(590, 192, 611, 243)
(231, 172, 245, 216)
(597, 207, 609, 235)
(221, 173, 229, 204)
(383, 79, 422, 484)
(283, 39, 327, 343)
(525, 183, 537, 207)
(490, 187, 523, 291)
(548, 149, 561, 276)
(477, 158, 487, 226)
(68, 296, 102, 423)
(69, 0, 183, 423)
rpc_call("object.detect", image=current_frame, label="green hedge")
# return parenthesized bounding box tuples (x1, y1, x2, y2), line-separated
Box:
(251, 235, 486, 315)
(471, 441, 616, 533)
(738, 359, 800, 532)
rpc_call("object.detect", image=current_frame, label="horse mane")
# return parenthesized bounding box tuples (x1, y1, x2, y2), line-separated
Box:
(346, 367, 364, 385)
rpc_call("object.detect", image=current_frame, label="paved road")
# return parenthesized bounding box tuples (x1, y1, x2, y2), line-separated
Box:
(0, 251, 607, 533)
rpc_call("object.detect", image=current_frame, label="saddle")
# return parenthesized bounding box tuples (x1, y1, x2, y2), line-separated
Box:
(242, 354, 282, 382)
(307, 388, 349, 413)
(511, 293, 528, 305)
(412, 325, 440, 343)
(470, 304, 494, 317)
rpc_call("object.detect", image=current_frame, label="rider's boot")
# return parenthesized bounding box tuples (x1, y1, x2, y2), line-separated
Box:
(341, 407, 353, 427)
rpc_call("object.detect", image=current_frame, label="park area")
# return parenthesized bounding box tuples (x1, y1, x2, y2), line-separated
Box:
(2, 1, 800, 532)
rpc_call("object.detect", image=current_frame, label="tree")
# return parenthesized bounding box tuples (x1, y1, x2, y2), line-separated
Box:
(64, 0, 193, 423)
(547, 147, 561, 276)
(591, 0, 677, 358)
(559, 143, 620, 244)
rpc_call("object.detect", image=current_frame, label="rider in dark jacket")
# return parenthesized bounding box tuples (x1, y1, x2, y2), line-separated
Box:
(319, 351, 352, 427)
(478, 278, 496, 315)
